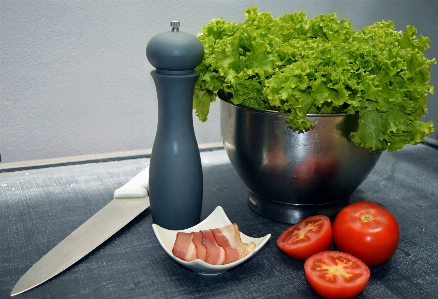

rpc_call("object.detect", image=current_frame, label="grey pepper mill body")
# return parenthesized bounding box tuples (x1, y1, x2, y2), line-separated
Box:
(146, 21, 204, 230)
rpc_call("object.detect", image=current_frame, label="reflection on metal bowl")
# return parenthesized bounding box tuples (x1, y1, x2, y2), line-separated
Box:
(220, 100, 381, 224)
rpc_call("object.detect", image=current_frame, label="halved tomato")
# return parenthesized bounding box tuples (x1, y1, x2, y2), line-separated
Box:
(304, 251, 370, 299)
(277, 215, 332, 260)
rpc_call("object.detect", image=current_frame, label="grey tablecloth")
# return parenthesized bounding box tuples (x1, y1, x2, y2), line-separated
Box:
(1, 145, 437, 299)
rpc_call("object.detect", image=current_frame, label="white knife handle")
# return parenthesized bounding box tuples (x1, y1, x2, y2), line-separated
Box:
(114, 166, 149, 199)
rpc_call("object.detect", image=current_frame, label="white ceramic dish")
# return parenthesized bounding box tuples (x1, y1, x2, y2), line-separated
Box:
(152, 206, 271, 275)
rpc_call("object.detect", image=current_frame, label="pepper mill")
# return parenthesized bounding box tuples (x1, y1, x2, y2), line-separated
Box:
(146, 21, 204, 230)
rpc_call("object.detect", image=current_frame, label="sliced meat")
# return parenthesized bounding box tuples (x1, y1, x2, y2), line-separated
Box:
(212, 228, 241, 264)
(192, 231, 207, 261)
(216, 223, 256, 258)
(201, 229, 225, 265)
(171, 223, 257, 265)
(172, 232, 197, 262)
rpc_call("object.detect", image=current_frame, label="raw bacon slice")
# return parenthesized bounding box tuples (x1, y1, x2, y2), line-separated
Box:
(201, 229, 225, 265)
(192, 231, 207, 261)
(215, 223, 256, 258)
(211, 227, 242, 264)
(172, 232, 197, 262)
(171, 223, 257, 265)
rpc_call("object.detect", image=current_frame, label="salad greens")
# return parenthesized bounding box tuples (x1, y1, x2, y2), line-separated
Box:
(193, 6, 435, 152)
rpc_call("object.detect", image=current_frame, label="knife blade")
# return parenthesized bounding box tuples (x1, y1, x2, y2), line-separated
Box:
(11, 166, 150, 296)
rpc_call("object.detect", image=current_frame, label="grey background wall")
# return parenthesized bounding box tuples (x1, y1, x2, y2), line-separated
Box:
(1, 0, 437, 163)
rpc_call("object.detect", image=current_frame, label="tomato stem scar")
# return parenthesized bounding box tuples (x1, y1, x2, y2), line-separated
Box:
(361, 213, 374, 222)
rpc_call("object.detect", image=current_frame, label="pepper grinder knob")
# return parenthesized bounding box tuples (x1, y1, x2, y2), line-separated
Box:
(170, 20, 180, 31)
(146, 21, 204, 73)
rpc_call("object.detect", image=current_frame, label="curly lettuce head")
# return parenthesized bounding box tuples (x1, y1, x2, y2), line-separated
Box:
(193, 6, 435, 152)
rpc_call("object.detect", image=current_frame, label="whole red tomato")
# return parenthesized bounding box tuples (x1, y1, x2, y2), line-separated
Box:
(304, 251, 370, 299)
(333, 201, 399, 267)
(277, 215, 332, 260)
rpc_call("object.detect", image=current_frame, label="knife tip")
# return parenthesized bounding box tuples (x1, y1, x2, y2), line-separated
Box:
(11, 281, 32, 297)
(10, 285, 19, 296)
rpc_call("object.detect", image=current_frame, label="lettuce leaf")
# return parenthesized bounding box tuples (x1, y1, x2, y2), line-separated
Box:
(193, 6, 436, 152)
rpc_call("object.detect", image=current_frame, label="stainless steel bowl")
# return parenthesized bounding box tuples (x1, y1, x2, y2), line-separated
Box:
(220, 100, 381, 224)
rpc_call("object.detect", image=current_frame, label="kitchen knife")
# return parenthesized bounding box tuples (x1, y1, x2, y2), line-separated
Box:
(11, 166, 150, 296)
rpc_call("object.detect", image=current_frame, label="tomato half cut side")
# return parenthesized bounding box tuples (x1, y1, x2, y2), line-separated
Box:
(277, 215, 332, 260)
(304, 251, 370, 299)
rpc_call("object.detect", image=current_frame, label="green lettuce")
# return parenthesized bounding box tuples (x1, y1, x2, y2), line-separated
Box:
(193, 6, 435, 152)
